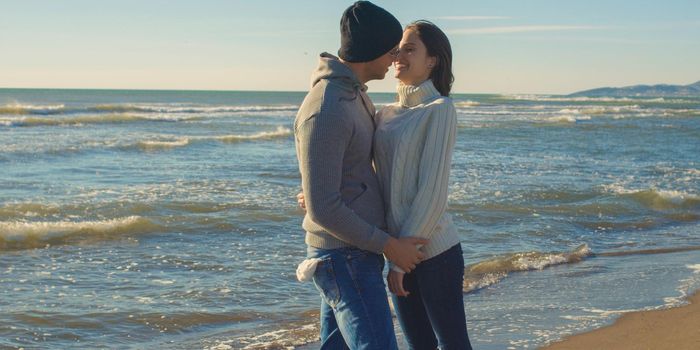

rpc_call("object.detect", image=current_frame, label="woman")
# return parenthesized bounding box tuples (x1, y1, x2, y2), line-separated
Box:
(298, 20, 472, 350)
(373, 20, 472, 350)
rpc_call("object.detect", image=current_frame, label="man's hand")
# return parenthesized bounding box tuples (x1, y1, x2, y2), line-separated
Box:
(297, 192, 306, 210)
(383, 237, 428, 272)
(388, 269, 409, 297)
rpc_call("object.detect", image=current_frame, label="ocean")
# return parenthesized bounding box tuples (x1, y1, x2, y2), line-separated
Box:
(0, 88, 698, 349)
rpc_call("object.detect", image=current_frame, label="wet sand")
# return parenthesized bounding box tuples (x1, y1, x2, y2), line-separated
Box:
(542, 290, 700, 350)
(298, 291, 700, 349)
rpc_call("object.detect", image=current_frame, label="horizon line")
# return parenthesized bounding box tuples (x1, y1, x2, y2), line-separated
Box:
(4, 81, 696, 96)
(0, 86, 531, 96)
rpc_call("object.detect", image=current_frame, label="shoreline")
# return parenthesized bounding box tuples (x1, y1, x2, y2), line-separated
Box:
(298, 290, 700, 350)
(541, 290, 700, 350)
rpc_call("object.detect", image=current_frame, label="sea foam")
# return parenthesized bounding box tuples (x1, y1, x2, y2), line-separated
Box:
(214, 126, 292, 142)
(455, 100, 481, 107)
(544, 115, 579, 123)
(137, 138, 191, 150)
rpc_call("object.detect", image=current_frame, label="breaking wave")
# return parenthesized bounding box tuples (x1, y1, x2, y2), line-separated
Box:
(132, 127, 292, 151)
(0, 103, 298, 116)
(0, 114, 189, 127)
(463, 244, 592, 293)
(0, 103, 66, 115)
(601, 184, 700, 210)
(214, 126, 292, 143)
(0, 216, 159, 251)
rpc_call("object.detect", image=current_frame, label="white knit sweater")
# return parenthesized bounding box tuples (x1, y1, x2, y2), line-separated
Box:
(374, 79, 460, 266)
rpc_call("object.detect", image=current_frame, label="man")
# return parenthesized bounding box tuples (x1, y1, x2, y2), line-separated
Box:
(294, 1, 428, 349)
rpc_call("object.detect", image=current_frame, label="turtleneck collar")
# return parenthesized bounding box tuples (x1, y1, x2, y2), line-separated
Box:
(397, 79, 441, 108)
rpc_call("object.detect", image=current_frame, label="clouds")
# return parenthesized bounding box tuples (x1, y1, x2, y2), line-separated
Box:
(433, 14, 607, 35)
(447, 25, 608, 35)
(436, 16, 511, 21)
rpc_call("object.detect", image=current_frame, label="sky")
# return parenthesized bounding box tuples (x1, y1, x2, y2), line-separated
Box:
(1, 0, 699, 94)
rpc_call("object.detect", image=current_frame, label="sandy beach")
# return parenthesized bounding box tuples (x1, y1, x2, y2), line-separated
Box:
(542, 290, 700, 350)
(299, 291, 700, 350)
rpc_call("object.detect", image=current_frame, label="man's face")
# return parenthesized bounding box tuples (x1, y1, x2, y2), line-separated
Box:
(366, 47, 398, 81)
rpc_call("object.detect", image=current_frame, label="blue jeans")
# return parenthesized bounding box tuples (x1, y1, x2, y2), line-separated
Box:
(308, 246, 398, 350)
(392, 243, 473, 350)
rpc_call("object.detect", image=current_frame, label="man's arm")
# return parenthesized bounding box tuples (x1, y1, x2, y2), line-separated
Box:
(399, 101, 457, 240)
(296, 191, 428, 271)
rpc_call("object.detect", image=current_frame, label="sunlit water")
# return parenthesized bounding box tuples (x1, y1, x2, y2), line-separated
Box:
(1, 89, 698, 349)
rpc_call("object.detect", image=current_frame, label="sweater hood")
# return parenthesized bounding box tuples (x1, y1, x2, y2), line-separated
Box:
(311, 52, 367, 93)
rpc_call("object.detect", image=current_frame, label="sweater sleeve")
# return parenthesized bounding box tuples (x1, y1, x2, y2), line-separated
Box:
(398, 100, 457, 240)
(296, 111, 391, 254)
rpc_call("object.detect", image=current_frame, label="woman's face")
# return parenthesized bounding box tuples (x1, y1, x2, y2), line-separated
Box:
(394, 29, 436, 85)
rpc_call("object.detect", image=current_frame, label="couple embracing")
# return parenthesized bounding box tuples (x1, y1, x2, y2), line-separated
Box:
(294, 1, 473, 349)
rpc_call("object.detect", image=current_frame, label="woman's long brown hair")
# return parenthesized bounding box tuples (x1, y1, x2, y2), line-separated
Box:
(406, 20, 454, 97)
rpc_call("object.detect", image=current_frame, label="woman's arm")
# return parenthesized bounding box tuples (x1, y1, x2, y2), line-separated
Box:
(399, 100, 457, 240)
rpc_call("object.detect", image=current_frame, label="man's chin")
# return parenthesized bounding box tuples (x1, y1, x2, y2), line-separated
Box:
(374, 72, 388, 81)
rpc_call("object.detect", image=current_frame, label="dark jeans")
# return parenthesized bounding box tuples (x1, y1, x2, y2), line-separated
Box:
(392, 243, 473, 350)
(308, 246, 398, 350)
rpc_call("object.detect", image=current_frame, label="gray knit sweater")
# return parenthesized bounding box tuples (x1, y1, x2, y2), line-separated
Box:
(294, 53, 390, 254)
(374, 80, 460, 262)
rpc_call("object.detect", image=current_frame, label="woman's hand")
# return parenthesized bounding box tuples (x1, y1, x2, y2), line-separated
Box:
(387, 269, 410, 297)
(296, 192, 306, 210)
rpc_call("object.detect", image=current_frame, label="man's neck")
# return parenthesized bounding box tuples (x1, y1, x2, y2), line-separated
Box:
(340, 59, 370, 85)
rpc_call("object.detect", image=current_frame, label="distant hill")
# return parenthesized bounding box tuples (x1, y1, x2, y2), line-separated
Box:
(569, 81, 700, 97)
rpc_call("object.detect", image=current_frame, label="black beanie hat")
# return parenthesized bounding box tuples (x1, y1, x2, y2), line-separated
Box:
(338, 1, 403, 63)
